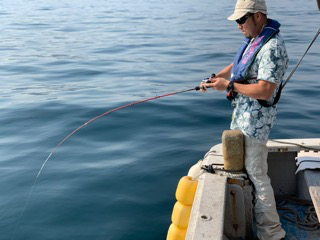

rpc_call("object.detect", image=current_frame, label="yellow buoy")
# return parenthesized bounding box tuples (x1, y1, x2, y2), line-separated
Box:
(175, 176, 198, 206)
(167, 176, 198, 240)
(172, 201, 192, 229)
(167, 223, 186, 240)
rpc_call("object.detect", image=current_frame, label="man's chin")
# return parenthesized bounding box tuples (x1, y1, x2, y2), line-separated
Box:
(241, 32, 252, 38)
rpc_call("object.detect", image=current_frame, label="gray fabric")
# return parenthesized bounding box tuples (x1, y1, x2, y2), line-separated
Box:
(244, 135, 285, 240)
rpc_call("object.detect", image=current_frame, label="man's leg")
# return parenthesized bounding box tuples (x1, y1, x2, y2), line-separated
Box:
(244, 135, 285, 240)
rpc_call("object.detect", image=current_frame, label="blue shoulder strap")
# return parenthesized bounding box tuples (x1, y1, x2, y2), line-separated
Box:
(231, 19, 281, 81)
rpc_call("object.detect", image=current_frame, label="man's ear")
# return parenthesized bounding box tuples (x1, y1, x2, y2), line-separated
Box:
(254, 12, 261, 21)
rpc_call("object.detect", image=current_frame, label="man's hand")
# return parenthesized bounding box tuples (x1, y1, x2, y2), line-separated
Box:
(199, 77, 229, 92)
(199, 79, 211, 92)
(209, 77, 229, 91)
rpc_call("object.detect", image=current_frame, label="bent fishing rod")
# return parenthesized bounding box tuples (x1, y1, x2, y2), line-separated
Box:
(26, 81, 212, 185)
(15, 85, 205, 232)
(40, 87, 204, 173)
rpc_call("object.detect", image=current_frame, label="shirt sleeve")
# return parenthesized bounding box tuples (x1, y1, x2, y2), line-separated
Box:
(257, 35, 289, 85)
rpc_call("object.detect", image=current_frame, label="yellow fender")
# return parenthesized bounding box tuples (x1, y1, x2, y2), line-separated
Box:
(167, 176, 198, 240)
(166, 224, 186, 240)
(175, 176, 198, 206)
(172, 201, 192, 229)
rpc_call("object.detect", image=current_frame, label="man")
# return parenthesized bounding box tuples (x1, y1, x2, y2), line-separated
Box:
(200, 0, 288, 239)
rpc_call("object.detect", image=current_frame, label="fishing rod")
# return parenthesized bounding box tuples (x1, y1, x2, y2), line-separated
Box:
(24, 81, 211, 187)
(284, 0, 320, 87)
(15, 84, 207, 232)
(283, 28, 320, 88)
(39, 86, 206, 173)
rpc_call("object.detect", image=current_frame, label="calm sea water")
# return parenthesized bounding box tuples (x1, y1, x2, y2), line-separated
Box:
(1, 0, 320, 239)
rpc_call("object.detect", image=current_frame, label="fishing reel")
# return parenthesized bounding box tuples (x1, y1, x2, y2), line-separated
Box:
(196, 73, 216, 91)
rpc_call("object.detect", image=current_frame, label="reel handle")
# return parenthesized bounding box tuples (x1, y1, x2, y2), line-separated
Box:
(195, 73, 216, 91)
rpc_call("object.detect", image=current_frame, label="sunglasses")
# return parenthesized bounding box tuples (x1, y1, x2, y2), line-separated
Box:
(235, 13, 254, 25)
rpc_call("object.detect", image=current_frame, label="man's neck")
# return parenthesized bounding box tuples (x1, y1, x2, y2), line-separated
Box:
(252, 19, 268, 38)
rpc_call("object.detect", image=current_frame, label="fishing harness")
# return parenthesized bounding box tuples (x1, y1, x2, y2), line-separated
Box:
(227, 19, 282, 107)
(227, 20, 320, 108)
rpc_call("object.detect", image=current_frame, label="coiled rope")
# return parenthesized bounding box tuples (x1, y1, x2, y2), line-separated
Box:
(277, 196, 320, 231)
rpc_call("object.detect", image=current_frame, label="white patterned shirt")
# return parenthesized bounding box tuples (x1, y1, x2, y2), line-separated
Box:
(230, 33, 289, 141)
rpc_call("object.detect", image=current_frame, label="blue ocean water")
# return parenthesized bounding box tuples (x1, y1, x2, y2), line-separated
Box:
(1, 0, 319, 239)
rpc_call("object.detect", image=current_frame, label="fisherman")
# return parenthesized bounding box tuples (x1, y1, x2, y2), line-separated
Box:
(200, 0, 288, 239)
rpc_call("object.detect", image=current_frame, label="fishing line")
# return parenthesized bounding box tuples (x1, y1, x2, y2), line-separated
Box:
(283, 28, 320, 87)
(15, 86, 201, 233)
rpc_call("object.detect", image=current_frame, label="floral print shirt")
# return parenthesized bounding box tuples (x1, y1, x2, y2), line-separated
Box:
(230, 33, 289, 141)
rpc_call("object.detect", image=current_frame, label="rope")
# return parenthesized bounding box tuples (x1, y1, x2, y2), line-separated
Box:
(201, 164, 248, 179)
(277, 196, 320, 231)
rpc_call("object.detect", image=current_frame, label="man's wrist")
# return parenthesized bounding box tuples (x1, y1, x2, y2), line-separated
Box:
(226, 81, 234, 92)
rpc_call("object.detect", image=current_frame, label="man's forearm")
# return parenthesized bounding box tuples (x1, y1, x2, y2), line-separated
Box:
(216, 63, 233, 79)
(233, 80, 277, 100)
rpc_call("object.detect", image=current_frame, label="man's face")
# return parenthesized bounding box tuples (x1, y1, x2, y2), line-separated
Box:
(236, 13, 259, 38)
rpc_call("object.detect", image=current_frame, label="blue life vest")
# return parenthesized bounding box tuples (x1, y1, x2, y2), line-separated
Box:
(231, 19, 280, 82)
(229, 19, 282, 107)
